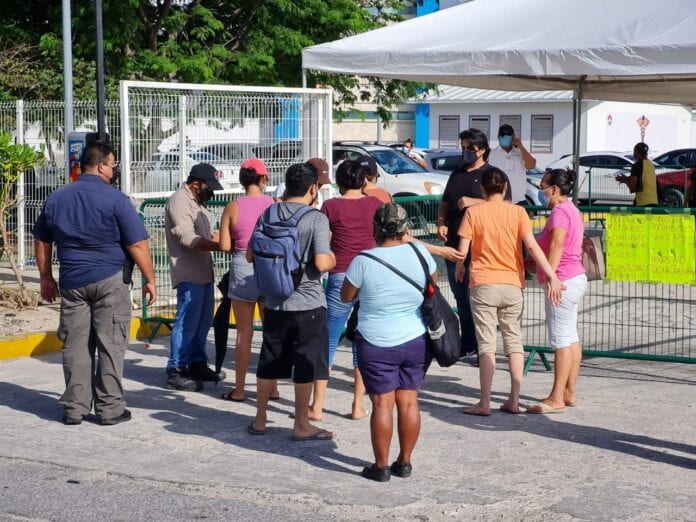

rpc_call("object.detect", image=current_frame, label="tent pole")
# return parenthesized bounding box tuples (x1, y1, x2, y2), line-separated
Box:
(572, 77, 585, 202)
(302, 68, 307, 89)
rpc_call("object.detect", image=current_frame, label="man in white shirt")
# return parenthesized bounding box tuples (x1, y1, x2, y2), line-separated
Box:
(488, 124, 537, 205)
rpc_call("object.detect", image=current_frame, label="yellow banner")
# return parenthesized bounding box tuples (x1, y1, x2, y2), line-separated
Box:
(606, 214, 695, 284)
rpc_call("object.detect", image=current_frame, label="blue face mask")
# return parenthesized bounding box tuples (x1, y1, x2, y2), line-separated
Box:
(538, 189, 548, 207)
(461, 151, 478, 165)
(499, 135, 513, 148)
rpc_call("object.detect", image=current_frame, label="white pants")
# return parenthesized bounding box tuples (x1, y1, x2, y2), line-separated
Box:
(545, 273, 587, 350)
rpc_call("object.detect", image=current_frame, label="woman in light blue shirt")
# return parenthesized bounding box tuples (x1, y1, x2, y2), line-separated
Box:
(341, 203, 437, 482)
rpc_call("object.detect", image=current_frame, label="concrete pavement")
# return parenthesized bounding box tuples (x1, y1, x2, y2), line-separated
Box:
(1, 333, 695, 521)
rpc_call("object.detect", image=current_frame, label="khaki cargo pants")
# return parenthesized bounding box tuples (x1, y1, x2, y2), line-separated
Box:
(58, 272, 131, 420)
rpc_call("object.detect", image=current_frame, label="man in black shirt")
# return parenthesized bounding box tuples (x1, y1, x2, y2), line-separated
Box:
(437, 129, 512, 361)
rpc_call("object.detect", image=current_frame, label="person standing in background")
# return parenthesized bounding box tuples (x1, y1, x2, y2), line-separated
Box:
(488, 124, 537, 205)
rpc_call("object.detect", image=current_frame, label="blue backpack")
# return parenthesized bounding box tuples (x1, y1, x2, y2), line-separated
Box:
(250, 203, 317, 300)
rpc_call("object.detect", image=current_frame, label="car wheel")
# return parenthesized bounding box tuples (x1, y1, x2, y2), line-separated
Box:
(660, 187, 685, 208)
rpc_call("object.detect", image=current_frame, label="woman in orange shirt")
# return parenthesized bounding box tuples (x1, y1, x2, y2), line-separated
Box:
(455, 167, 563, 415)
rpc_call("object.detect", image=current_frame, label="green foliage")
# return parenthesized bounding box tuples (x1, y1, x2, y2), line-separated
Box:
(0, 0, 430, 123)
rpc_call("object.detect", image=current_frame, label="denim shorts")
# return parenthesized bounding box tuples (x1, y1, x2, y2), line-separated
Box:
(356, 332, 430, 395)
(228, 251, 264, 303)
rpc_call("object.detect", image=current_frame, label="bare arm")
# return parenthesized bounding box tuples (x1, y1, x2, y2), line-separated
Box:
(513, 137, 537, 169)
(523, 232, 563, 305)
(315, 252, 336, 273)
(457, 196, 485, 210)
(35, 240, 58, 303)
(126, 239, 157, 305)
(437, 200, 449, 241)
(341, 277, 359, 303)
(218, 202, 238, 253)
(454, 238, 472, 283)
(404, 233, 465, 262)
(546, 227, 567, 274)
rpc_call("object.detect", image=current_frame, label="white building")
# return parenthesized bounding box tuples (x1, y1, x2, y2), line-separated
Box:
(423, 86, 693, 168)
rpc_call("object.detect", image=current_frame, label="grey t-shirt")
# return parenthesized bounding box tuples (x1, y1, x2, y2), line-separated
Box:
(264, 202, 332, 312)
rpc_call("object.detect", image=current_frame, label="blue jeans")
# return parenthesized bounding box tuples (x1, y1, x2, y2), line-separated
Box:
(167, 282, 215, 371)
(325, 272, 357, 368)
(445, 259, 478, 355)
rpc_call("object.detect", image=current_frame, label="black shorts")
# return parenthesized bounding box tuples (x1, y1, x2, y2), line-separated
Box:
(256, 307, 329, 384)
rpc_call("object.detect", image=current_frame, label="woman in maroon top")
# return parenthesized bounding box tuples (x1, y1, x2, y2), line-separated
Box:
(309, 160, 382, 422)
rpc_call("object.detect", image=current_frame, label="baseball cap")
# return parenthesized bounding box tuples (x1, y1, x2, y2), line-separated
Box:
(186, 163, 223, 191)
(241, 158, 268, 176)
(373, 203, 409, 236)
(356, 155, 378, 177)
(306, 157, 331, 186)
(498, 124, 515, 136)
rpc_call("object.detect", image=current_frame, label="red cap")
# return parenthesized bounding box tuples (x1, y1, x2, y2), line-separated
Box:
(241, 158, 268, 176)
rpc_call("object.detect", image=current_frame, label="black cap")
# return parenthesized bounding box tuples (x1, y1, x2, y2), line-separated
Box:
(186, 163, 223, 191)
(356, 154, 378, 176)
(498, 124, 515, 136)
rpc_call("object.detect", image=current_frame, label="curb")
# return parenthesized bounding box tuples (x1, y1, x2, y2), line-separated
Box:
(0, 317, 164, 362)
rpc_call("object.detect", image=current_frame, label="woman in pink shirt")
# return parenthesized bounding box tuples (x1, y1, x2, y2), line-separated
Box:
(219, 159, 276, 402)
(528, 168, 587, 414)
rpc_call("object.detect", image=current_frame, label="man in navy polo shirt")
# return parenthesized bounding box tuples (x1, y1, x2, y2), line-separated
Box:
(34, 142, 157, 426)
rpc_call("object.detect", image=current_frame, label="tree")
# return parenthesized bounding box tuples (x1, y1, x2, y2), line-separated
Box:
(0, 132, 44, 307)
(0, 1, 427, 123)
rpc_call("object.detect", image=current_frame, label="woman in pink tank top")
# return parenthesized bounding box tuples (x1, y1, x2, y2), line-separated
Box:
(219, 159, 275, 402)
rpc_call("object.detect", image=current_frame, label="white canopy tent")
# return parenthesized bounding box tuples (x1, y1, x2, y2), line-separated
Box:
(302, 0, 696, 165)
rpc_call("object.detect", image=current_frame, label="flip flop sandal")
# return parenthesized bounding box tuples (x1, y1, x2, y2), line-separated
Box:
(247, 420, 267, 435)
(290, 429, 334, 442)
(221, 390, 245, 402)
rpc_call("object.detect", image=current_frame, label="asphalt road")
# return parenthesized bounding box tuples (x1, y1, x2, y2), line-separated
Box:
(1, 333, 695, 521)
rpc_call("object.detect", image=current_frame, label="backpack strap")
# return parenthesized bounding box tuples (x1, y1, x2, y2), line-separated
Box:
(359, 251, 424, 293)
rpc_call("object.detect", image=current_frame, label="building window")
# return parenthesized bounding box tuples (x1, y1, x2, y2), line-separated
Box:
(499, 115, 522, 137)
(531, 115, 554, 154)
(438, 115, 460, 148)
(469, 115, 490, 138)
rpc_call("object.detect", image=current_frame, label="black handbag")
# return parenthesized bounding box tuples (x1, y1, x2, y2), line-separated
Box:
(359, 243, 462, 367)
(344, 301, 359, 343)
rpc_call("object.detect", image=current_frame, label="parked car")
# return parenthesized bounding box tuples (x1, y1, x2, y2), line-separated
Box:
(524, 168, 546, 206)
(144, 151, 237, 193)
(332, 142, 449, 196)
(423, 148, 463, 175)
(545, 152, 636, 204)
(652, 148, 696, 207)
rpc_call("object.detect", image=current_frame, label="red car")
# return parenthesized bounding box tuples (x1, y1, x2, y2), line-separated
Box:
(656, 167, 694, 207)
(654, 148, 696, 207)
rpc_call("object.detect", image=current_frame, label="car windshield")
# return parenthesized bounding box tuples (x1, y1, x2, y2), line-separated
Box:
(370, 149, 427, 174)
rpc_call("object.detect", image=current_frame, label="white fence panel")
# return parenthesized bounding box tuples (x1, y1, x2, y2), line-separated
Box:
(119, 81, 333, 199)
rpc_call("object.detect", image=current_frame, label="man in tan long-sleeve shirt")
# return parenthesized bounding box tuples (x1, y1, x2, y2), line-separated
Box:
(164, 163, 225, 391)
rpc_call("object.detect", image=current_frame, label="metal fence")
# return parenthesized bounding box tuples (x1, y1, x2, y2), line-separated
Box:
(138, 194, 696, 366)
(0, 99, 121, 268)
(583, 165, 692, 207)
(120, 81, 333, 199)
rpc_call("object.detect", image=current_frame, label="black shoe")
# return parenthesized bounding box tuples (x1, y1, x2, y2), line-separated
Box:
(186, 362, 226, 382)
(100, 409, 132, 426)
(167, 368, 204, 391)
(390, 461, 412, 478)
(62, 415, 82, 426)
(362, 465, 391, 482)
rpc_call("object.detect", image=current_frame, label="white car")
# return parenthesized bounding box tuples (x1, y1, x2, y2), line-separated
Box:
(143, 151, 238, 193)
(545, 151, 636, 204)
(332, 143, 449, 196)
